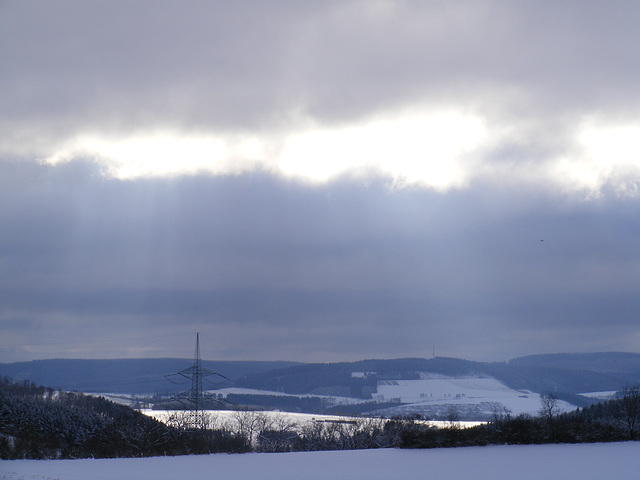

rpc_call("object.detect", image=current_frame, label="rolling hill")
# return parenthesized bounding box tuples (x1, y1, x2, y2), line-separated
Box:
(2, 352, 639, 419)
(0, 358, 300, 394)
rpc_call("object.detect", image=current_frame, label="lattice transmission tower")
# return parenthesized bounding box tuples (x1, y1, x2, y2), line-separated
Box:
(167, 332, 229, 429)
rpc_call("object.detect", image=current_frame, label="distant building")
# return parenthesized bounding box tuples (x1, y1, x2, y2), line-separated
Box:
(350, 372, 377, 399)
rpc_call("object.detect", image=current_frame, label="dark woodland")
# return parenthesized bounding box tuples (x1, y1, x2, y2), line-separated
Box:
(2, 377, 640, 459)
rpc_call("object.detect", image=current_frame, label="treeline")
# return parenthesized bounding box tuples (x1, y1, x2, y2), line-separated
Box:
(235, 358, 480, 394)
(234, 356, 634, 398)
(194, 410, 406, 453)
(401, 389, 640, 448)
(0, 377, 247, 459)
(224, 393, 327, 412)
(3, 376, 640, 459)
(212, 390, 640, 453)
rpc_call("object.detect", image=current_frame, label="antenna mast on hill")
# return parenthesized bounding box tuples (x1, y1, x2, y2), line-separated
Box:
(168, 332, 228, 429)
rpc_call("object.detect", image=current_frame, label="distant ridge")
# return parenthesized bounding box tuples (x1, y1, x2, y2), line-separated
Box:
(234, 354, 638, 398)
(1, 352, 639, 398)
(0, 358, 301, 394)
(508, 352, 640, 374)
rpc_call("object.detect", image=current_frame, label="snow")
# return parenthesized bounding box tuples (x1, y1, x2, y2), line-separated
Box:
(209, 375, 577, 420)
(216, 374, 577, 419)
(100, 374, 579, 420)
(374, 376, 574, 417)
(580, 391, 617, 400)
(3, 442, 640, 480)
(143, 409, 365, 427)
(142, 409, 483, 430)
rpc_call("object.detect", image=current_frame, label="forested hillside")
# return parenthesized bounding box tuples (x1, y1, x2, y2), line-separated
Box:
(508, 352, 640, 374)
(235, 355, 639, 399)
(0, 377, 247, 459)
(2, 353, 639, 405)
(4, 375, 640, 459)
(0, 359, 300, 394)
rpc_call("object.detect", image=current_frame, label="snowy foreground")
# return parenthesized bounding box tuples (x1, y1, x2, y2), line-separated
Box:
(3, 442, 640, 480)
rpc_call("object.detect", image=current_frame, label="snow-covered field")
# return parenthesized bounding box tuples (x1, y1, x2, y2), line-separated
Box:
(373, 375, 574, 418)
(220, 374, 575, 418)
(99, 374, 578, 420)
(144, 408, 363, 426)
(142, 409, 483, 430)
(3, 442, 640, 480)
(580, 390, 617, 401)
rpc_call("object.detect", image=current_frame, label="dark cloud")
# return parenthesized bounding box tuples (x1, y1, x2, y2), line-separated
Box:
(1, 160, 639, 361)
(2, 1, 640, 138)
(2, 2, 640, 362)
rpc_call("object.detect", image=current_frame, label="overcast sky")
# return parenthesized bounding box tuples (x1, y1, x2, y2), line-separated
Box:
(1, 1, 640, 363)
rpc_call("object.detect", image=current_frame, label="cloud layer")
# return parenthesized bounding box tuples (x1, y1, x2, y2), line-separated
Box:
(3, 1, 640, 191)
(1, 160, 639, 362)
(1, 1, 640, 362)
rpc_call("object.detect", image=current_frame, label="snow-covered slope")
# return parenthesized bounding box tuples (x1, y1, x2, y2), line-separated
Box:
(370, 374, 573, 418)
(4, 442, 640, 480)
(105, 372, 576, 420)
(207, 374, 574, 419)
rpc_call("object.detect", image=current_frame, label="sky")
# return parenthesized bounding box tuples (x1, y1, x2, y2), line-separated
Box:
(1, 1, 640, 364)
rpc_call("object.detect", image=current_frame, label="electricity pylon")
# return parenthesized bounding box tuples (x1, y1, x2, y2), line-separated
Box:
(168, 332, 228, 429)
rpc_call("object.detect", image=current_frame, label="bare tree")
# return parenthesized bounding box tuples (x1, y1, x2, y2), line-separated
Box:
(232, 409, 270, 448)
(115, 421, 169, 456)
(165, 410, 191, 431)
(488, 403, 513, 437)
(445, 405, 461, 430)
(348, 417, 388, 449)
(490, 404, 512, 424)
(299, 419, 326, 450)
(256, 413, 299, 452)
(539, 394, 559, 441)
(299, 419, 349, 451)
(539, 394, 559, 419)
